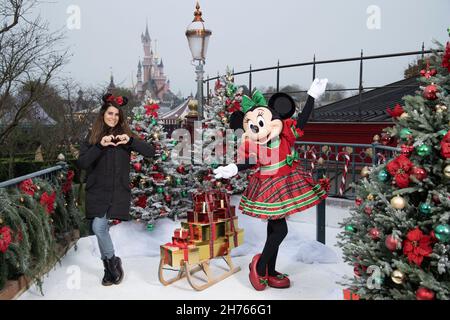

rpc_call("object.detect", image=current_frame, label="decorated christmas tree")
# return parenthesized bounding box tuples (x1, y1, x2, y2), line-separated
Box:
(337, 39, 450, 300)
(128, 93, 196, 227)
(129, 93, 175, 229)
(192, 69, 249, 194)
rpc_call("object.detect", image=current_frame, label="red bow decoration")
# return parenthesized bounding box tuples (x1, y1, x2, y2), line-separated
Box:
(107, 95, 124, 106)
(136, 195, 148, 208)
(19, 178, 37, 196)
(386, 104, 405, 118)
(0, 226, 12, 253)
(144, 104, 159, 117)
(386, 154, 413, 188)
(62, 170, 75, 194)
(40, 191, 56, 214)
(319, 177, 331, 193)
(440, 130, 450, 158)
(442, 42, 450, 72)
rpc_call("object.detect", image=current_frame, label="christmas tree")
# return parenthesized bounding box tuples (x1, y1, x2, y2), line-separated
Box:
(129, 93, 196, 227)
(192, 69, 249, 193)
(337, 40, 450, 300)
(129, 93, 175, 229)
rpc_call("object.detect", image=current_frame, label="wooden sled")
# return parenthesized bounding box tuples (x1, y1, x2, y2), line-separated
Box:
(158, 253, 241, 291)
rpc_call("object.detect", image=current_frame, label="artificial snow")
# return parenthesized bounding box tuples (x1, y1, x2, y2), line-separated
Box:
(19, 195, 353, 300)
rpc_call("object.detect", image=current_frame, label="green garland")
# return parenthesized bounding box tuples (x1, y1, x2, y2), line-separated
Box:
(0, 166, 84, 295)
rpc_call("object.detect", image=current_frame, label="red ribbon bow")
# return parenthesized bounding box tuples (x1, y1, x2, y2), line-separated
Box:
(40, 191, 56, 214)
(107, 95, 124, 106)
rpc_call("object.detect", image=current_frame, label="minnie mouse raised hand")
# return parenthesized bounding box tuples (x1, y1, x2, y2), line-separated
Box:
(214, 78, 329, 291)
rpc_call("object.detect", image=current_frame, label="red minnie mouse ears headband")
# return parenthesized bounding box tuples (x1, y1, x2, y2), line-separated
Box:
(102, 93, 128, 108)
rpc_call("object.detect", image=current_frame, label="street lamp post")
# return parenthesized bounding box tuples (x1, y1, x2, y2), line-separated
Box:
(185, 1, 211, 120)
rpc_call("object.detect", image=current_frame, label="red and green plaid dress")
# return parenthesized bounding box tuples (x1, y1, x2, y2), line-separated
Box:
(238, 118, 328, 220)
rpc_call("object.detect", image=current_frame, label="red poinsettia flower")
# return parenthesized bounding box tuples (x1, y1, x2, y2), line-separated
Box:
(19, 178, 37, 196)
(115, 96, 123, 105)
(106, 95, 115, 102)
(40, 191, 56, 214)
(403, 228, 433, 267)
(386, 104, 405, 118)
(442, 42, 450, 72)
(0, 226, 12, 253)
(228, 101, 241, 113)
(386, 154, 413, 188)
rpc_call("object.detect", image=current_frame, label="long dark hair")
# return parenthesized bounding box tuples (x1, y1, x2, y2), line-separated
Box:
(88, 93, 136, 145)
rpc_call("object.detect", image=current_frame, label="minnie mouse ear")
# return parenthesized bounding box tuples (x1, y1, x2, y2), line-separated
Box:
(229, 111, 245, 130)
(268, 92, 296, 119)
(120, 96, 129, 106)
(102, 93, 113, 103)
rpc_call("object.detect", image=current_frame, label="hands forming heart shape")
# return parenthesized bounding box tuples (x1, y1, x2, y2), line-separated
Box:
(100, 134, 130, 147)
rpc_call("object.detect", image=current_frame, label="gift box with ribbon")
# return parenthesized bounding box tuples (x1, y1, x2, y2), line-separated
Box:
(181, 221, 226, 242)
(225, 229, 244, 249)
(173, 228, 189, 240)
(343, 289, 360, 300)
(160, 242, 200, 267)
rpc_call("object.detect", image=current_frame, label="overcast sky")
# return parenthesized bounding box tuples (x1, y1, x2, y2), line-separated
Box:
(37, 0, 450, 97)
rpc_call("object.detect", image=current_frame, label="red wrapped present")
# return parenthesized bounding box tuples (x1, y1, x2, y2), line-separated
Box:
(173, 228, 188, 240)
(343, 289, 360, 300)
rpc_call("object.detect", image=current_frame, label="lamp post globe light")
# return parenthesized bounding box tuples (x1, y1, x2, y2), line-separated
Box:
(185, 1, 211, 120)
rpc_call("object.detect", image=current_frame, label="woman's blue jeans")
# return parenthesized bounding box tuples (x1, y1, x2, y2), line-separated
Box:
(92, 214, 115, 260)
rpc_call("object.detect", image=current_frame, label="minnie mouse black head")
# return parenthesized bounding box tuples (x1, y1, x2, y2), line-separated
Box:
(229, 90, 296, 145)
(102, 93, 128, 109)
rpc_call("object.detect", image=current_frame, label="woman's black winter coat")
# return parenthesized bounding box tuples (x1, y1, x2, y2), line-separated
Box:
(77, 137, 154, 220)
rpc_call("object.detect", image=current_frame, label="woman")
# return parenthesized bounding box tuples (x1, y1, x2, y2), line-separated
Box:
(77, 93, 155, 286)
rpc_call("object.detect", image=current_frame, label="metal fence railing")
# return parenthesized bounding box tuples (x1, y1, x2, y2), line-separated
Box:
(0, 162, 67, 188)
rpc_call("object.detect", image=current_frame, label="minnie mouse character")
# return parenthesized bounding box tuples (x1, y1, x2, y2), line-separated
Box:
(214, 79, 329, 291)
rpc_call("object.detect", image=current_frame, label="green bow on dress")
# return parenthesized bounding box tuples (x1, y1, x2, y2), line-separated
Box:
(241, 90, 267, 113)
(286, 149, 299, 166)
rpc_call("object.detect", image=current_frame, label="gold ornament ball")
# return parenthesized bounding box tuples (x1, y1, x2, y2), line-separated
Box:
(37, 186, 41, 190)
(391, 270, 405, 284)
(153, 133, 160, 140)
(391, 195, 406, 209)
(0, 218, 3, 224)
(221, 117, 228, 124)
(165, 175, 173, 183)
(444, 165, 450, 178)
(399, 112, 409, 119)
(216, 181, 222, 188)
(373, 134, 380, 142)
(20, 197, 24, 202)
(436, 104, 447, 113)
(367, 194, 374, 201)
(318, 157, 325, 165)
(360, 166, 371, 177)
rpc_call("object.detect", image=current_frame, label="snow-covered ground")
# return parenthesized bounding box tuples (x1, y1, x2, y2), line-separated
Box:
(19, 196, 354, 300)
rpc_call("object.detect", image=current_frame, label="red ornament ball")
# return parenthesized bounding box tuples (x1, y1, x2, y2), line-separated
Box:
(364, 206, 373, 215)
(432, 194, 441, 205)
(385, 234, 400, 251)
(423, 84, 438, 100)
(176, 165, 186, 174)
(416, 287, 435, 300)
(164, 195, 172, 203)
(369, 228, 380, 240)
(381, 133, 391, 146)
(133, 162, 142, 172)
(152, 165, 158, 171)
(355, 197, 363, 207)
(411, 166, 427, 181)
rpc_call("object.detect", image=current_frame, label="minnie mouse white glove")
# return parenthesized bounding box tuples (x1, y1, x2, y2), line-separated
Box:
(307, 78, 328, 99)
(213, 163, 238, 179)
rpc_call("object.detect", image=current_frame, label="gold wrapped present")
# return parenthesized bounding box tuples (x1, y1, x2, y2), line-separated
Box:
(160, 243, 200, 267)
(181, 221, 226, 242)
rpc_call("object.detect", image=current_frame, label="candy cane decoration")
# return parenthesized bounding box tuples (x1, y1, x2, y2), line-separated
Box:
(336, 152, 350, 196)
(376, 153, 386, 165)
(303, 147, 318, 171)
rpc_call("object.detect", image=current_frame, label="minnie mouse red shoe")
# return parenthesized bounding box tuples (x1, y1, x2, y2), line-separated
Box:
(248, 254, 268, 291)
(268, 272, 290, 288)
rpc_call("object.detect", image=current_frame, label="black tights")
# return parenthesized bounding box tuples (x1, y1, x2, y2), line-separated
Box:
(256, 218, 288, 276)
